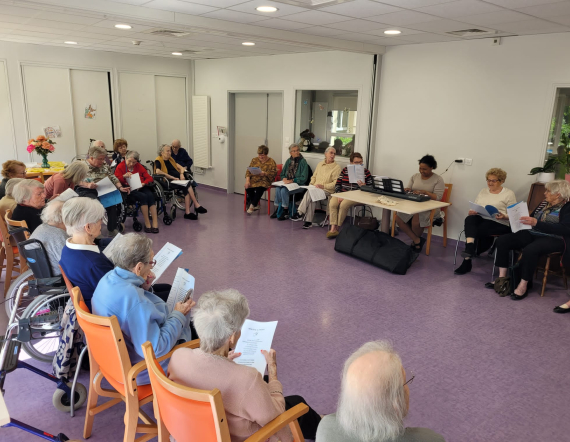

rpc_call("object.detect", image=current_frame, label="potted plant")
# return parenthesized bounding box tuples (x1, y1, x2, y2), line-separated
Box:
(27, 135, 56, 168)
(558, 133, 570, 182)
(529, 157, 557, 183)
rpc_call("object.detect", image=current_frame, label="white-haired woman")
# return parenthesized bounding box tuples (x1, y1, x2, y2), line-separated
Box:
(168, 289, 322, 441)
(316, 340, 445, 442)
(493, 180, 570, 301)
(59, 197, 114, 310)
(29, 199, 68, 275)
(295, 146, 341, 229)
(271, 144, 309, 220)
(0, 177, 25, 220)
(155, 144, 206, 220)
(11, 179, 46, 232)
(93, 233, 196, 385)
(44, 161, 91, 200)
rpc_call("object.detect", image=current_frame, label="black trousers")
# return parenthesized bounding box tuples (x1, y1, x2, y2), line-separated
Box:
(284, 395, 321, 440)
(495, 230, 564, 281)
(75, 187, 120, 232)
(246, 187, 266, 207)
(464, 215, 511, 238)
(127, 186, 155, 206)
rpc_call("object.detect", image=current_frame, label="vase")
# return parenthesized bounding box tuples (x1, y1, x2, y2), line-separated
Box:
(536, 172, 555, 183)
(40, 153, 50, 168)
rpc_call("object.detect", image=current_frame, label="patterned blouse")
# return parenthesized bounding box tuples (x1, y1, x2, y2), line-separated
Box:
(245, 157, 277, 188)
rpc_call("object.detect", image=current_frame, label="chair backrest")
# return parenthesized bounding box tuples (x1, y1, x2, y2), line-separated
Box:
(274, 164, 283, 182)
(443, 183, 453, 203)
(70, 287, 133, 394)
(141, 342, 230, 442)
(18, 238, 53, 278)
(60, 265, 75, 293)
(5, 210, 30, 242)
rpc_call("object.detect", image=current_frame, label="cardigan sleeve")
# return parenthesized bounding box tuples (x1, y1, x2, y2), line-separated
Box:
(324, 164, 341, 192)
(137, 163, 153, 185)
(51, 174, 71, 196)
(364, 168, 373, 186)
(433, 175, 445, 201)
(114, 162, 128, 187)
(294, 160, 309, 185)
(535, 203, 570, 237)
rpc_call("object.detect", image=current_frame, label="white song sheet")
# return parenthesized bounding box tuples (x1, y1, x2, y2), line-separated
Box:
(301, 185, 327, 202)
(102, 232, 123, 259)
(126, 173, 143, 191)
(95, 177, 117, 196)
(347, 164, 365, 184)
(152, 242, 183, 282)
(506, 201, 532, 233)
(166, 269, 195, 312)
(247, 167, 262, 175)
(171, 180, 190, 186)
(233, 319, 278, 375)
(272, 181, 300, 191)
(55, 188, 78, 202)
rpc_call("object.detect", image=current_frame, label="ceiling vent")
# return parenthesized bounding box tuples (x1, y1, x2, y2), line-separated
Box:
(447, 28, 497, 38)
(149, 29, 192, 38)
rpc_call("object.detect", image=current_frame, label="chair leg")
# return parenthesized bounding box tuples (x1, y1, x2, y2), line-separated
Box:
(453, 230, 464, 266)
(541, 256, 550, 297)
(267, 188, 271, 215)
(391, 212, 397, 237)
(443, 216, 448, 248)
(124, 396, 141, 442)
(84, 368, 100, 438)
(4, 254, 14, 296)
(425, 209, 436, 256)
(563, 265, 568, 290)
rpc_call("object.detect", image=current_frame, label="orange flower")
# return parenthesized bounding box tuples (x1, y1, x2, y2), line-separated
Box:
(36, 135, 46, 142)
(42, 141, 51, 149)
(28, 139, 34, 144)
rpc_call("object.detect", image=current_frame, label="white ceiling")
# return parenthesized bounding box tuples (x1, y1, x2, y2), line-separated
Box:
(1, 0, 570, 59)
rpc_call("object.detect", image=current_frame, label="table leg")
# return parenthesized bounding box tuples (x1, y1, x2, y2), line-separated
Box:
(380, 208, 391, 234)
(425, 209, 436, 256)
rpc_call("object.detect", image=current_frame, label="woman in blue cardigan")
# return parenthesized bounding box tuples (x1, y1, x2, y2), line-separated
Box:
(271, 144, 308, 221)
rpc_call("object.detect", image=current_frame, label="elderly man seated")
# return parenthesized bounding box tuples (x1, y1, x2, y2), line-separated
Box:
(11, 179, 46, 232)
(171, 138, 193, 170)
(316, 341, 445, 442)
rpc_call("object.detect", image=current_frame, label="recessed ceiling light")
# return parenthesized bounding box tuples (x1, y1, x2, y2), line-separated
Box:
(256, 6, 278, 12)
(384, 30, 401, 35)
(115, 24, 132, 29)
(242, 42, 255, 46)
(64, 41, 77, 45)
(172, 52, 183, 56)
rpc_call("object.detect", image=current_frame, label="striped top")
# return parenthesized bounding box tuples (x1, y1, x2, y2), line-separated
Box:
(334, 166, 373, 193)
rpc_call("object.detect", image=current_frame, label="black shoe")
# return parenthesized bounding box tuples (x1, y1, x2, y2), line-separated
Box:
(278, 211, 289, 221)
(290, 213, 302, 221)
(484, 281, 495, 289)
(461, 242, 476, 258)
(195, 206, 207, 214)
(553, 305, 570, 313)
(510, 290, 528, 300)
(270, 209, 278, 219)
(184, 213, 198, 220)
(454, 259, 472, 275)
(302, 221, 312, 229)
(410, 236, 426, 253)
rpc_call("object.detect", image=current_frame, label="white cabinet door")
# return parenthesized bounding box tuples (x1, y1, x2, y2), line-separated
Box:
(0, 61, 16, 165)
(155, 75, 187, 150)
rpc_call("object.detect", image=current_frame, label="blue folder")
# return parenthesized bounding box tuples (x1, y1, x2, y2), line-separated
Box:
(98, 190, 122, 208)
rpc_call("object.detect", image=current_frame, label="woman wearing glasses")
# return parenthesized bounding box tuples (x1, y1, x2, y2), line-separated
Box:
(454, 168, 516, 275)
(0, 160, 27, 199)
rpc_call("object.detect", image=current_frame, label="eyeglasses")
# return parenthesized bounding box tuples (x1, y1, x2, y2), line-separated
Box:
(403, 371, 414, 387)
(145, 260, 156, 268)
(486, 179, 499, 183)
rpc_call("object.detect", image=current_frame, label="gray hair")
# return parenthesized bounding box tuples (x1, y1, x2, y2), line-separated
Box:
(109, 233, 153, 270)
(12, 179, 44, 204)
(5, 178, 25, 197)
(61, 161, 88, 184)
(288, 143, 300, 153)
(158, 144, 171, 154)
(325, 146, 336, 155)
(337, 341, 407, 442)
(192, 289, 250, 353)
(172, 139, 181, 147)
(545, 179, 570, 200)
(88, 145, 107, 158)
(41, 199, 65, 225)
(125, 150, 140, 161)
(62, 197, 106, 235)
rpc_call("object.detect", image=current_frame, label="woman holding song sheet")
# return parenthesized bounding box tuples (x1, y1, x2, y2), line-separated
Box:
(115, 150, 159, 233)
(244, 145, 277, 215)
(271, 144, 309, 220)
(454, 168, 516, 275)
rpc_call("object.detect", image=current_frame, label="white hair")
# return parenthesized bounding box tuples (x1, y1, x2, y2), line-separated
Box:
(325, 146, 336, 155)
(5, 178, 26, 197)
(288, 144, 300, 153)
(158, 144, 171, 154)
(546, 179, 570, 200)
(88, 145, 107, 158)
(125, 150, 140, 161)
(12, 179, 44, 204)
(40, 199, 65, 225)
(110, 233, 153, 270)
(172, 139, 181, 147)
(61, 161, 88, 184)
(192, 289, 250, 353)
(337, 341, 407, 442)
(62, 197, 105, 235)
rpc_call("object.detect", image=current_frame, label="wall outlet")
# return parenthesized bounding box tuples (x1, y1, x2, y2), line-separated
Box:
(492, 37, 501, 46)
(465, 158, 473, 166)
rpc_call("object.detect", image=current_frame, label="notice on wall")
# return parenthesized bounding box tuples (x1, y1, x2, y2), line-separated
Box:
(85, 104, 97, 119)
(43, 126, 61, 139)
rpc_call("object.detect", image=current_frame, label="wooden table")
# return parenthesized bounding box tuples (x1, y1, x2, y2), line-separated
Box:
(331, 190, 450, 255)
(25, 165, 65, 183)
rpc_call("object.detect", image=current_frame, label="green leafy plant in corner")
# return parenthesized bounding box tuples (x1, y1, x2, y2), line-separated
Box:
(529, 157, 559, 175)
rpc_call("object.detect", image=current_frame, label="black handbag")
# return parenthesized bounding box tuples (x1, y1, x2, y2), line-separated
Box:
(353, 206, 379, 231)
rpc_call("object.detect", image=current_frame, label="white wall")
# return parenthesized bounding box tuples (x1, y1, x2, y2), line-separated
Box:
(0, 40, 191, 166)
(194, 51, 375, 190)
(375, 32, 570, 240)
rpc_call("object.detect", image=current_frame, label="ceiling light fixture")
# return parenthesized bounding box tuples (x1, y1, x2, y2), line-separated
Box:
(256, 6, 278, 12)
(384, 30, 401, 35)
(242, 42, 255, 46)
(172, 52, 183, 56)
(64, 41, 77, 45)
(115, 24, 132, 29)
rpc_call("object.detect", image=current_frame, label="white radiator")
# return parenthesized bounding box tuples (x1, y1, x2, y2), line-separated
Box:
(192, 95, 211, 168)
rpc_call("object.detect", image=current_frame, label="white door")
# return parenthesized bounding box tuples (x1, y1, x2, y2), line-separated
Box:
(233, 92, 282, 195)
(155, 76, 188, 150)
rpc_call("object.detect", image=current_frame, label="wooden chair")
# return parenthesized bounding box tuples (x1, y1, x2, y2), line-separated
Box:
(70, 286, 200, 442)
(1, 211, 30, 295)
(243, 164, 283, 215)
(141, 342, 309, 442)
(535, 252, 568, 297)
(440, 183, 453, 247)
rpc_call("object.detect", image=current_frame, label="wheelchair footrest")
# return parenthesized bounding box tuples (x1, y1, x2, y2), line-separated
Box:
(0, 336, 21, 373)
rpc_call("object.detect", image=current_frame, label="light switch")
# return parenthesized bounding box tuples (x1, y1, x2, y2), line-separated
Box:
(465, 158, 473, 166)
(285, 137, 290, 143)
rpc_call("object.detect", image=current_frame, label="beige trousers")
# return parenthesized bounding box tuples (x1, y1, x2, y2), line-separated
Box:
(329, 197, 359, 227)
(298, 190, 331, 222)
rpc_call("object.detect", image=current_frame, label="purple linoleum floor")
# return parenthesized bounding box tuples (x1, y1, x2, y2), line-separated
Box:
(2, 187, 570, 442)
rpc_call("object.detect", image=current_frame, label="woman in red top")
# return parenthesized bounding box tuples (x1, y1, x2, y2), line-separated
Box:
(115, 150, 159, 233)
(44, 161, 91, 200)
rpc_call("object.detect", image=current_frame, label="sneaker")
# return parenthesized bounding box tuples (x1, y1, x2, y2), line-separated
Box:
(184, 213, 198, 220)
(290, 213, 302, 221)
(278, 211, 289, 221)
(253, 204, 260, 211)
(247, 204, 255, 215)
(302, 221, 312, 229)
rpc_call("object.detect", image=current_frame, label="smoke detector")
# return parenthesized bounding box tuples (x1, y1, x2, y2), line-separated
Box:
(149, 29, 192, 38)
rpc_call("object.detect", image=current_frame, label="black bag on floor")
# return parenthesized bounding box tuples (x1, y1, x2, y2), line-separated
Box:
(334, 224, 418, 275)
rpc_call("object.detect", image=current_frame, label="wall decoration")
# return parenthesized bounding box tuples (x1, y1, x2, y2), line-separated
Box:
(85, 104, 97, 119)
(43, 126, 61, 139)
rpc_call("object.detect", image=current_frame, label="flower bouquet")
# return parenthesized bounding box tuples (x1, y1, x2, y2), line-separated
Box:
(27, 135, 56, 168)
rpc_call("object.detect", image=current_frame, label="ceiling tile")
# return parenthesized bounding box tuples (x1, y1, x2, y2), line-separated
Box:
(406, 18, 482, 32)
(91, 20, 156, 32)
(0, 13, 32, 24)
(492, 18, 570, 32)
(337, 32, 383, 41)
(455, 10, 532, 26)
(227, 0, 309, 17)
(295, 26, 351, 37)
(200, 9, 271, 23)
(516, 2, 570, 18)
(415, 1, 504, 18)
(549, 14, 570, 26)
(326, 19, 390, 32)
(142, 0, 218, 14)
(0, 5, 41, 18)
(29, 20, 88, 32)
(483, 0, 568, 7)
(102, 0, 153, 5)
(254, 18, 311, 30)
(376, 0, 458, 8)
(358, 36, 413, 45)
(1, 36, 52, 44)
(396, 32, 462, 42)
(37, 11, 104, 25)
(319, 0, 403, 19)
(281, 10, 353, 25)
(183, 0, 259, 7)
(366, 10, 441, 25)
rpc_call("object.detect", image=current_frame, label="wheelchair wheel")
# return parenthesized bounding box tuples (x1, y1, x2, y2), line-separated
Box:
(174, 193, 185, 211)
(163, 215, 172, 225)
(4, 269, 35, 320)
(170, 206, 177, 220)
(53, 382, 87, 413)
(133, 220, 143, 232)
(21, 293, 69, 363)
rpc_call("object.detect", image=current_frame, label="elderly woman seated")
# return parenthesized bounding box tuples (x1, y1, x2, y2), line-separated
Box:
(11, 179, 46, 232)
(295, 146, 341, 229)
(0, 178, 25, 220)
(168, 289, 322, 441)
(115, 150, 159, 233)
(454, 168, 516, 275)
(327, 152, 373, 239)
(492, 180, 570, 301)
(0, 160, 27, 199)
(79, 142, 130, 236)
(111, 138, 128, 167)
(44, 161, 90, 200)
(155, 144, 206, 220)
(245, 145, 277, 214)
(271, 144, 309, 221)
(59, 197, 114, 310)
(93, 233, 196, 385)
(29, 199, 68, 276)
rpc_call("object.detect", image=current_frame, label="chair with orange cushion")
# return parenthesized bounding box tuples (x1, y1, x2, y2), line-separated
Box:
(70, 286, 200, 442)
(243, 164, 283, 215)
(141, 341, 309, 442)
(0, 211, 29, 296)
